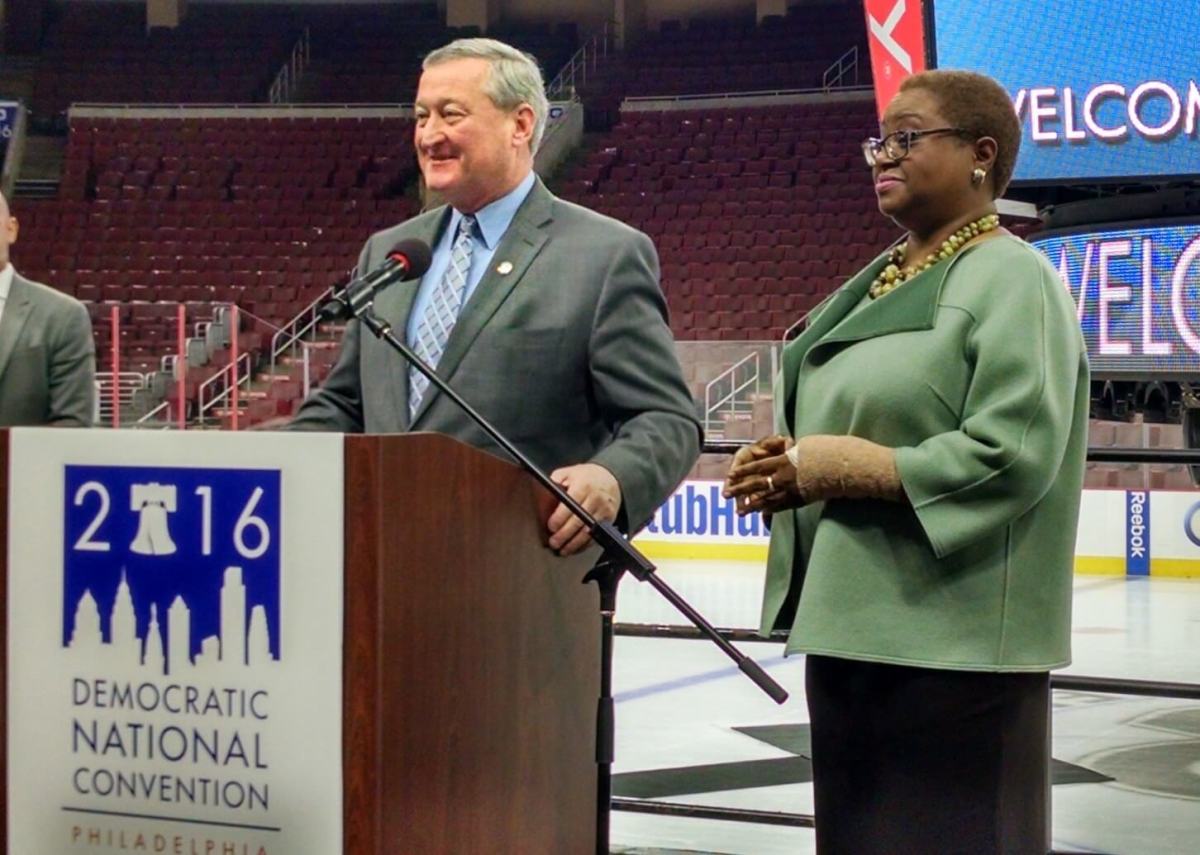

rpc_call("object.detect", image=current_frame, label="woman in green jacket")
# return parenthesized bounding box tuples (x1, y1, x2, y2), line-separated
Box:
(724, 69, 1088, 853)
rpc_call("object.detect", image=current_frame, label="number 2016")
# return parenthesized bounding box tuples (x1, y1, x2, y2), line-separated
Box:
(71, 482, 271, 559)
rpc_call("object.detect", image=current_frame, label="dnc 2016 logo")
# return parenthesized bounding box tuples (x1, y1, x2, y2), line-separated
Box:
(62, 466, 282, 675)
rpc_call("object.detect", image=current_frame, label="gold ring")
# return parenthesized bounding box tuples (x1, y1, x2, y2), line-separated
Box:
(767, 475, 775, 492)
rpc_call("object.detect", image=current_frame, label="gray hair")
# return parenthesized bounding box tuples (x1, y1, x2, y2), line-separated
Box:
(423, 38, 550, 154)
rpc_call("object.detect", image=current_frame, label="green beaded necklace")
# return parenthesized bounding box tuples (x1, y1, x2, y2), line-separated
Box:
(869, 212, 1001, 299)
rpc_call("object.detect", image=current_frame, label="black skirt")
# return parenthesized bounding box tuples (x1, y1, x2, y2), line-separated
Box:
(805, 654, 1050, 855)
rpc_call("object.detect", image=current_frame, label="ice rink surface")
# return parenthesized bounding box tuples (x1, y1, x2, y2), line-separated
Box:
(611, 562, 1200, 855)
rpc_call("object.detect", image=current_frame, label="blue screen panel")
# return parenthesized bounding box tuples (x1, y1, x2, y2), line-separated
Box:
(932, 0, 1200, 182)
(1031, 223, 1200, 375)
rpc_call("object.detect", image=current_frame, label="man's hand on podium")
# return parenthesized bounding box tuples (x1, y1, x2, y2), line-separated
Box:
(547, 463, 622, 556)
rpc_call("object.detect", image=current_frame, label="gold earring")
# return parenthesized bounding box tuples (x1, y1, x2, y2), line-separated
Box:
(972, 167, 987, 185)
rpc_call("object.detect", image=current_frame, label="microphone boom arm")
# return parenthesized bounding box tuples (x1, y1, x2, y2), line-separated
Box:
(348, 299, 789, 706)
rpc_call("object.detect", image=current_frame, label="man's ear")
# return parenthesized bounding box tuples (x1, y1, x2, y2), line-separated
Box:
(513, 104, 536, 149)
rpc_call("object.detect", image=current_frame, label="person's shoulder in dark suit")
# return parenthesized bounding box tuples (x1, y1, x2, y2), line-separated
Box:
(549, 195, 652, 241)
(4, 272, 96, 426)
(19, 272, 91, 316)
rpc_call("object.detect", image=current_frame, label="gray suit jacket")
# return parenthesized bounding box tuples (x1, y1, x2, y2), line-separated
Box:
(0, 272, 96, 427)
(290, 178, 701, 529)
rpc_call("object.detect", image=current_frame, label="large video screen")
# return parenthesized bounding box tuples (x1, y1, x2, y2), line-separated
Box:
(931, 0, 1200, 183)
(1030, 222, 1200, 377)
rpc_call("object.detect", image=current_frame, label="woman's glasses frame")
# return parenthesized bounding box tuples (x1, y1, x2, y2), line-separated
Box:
(861, 127, 972, 167)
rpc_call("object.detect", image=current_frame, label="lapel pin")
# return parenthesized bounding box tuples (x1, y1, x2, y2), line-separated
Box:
(497, 261, 514, 275)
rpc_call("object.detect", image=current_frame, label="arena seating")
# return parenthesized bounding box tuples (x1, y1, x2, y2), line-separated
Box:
(16, 116, 419, 301)
(12, 115, 420, 419)
(620, 9, 867, 96)
(30, 2, 575, 118)
(560, 98, 892, 340)
(30, 3, 302, 125)
(293, 12, 577, 105)
(577, 6, 870, 127)
(290, 10, 450, 105)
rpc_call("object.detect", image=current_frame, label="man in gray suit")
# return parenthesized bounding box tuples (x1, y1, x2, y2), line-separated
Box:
(291, 38, 700, 554)
(0, 191, 95, 426)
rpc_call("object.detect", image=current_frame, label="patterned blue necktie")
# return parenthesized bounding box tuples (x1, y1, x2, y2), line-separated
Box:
(410, 215, 476, 418)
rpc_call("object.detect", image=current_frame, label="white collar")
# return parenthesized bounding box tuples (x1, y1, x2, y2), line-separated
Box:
(0, 264, 12, 303)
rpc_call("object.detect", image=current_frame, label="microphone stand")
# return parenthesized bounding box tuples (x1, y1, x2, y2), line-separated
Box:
(335, 288, 789, 855)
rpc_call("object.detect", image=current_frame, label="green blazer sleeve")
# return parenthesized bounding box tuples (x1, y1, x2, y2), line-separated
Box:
(894, 244, 1085, 558)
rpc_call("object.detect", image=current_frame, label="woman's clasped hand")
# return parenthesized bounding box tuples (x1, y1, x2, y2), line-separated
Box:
(723, 434, 904, 515)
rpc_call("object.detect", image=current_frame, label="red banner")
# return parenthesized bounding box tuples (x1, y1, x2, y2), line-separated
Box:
(863, 0, 928, 120)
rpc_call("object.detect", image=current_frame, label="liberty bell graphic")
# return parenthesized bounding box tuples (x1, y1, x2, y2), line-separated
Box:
(130, 483, 178, 556)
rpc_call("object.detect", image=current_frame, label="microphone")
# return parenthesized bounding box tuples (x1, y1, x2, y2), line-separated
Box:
(320, 238, 433, 321)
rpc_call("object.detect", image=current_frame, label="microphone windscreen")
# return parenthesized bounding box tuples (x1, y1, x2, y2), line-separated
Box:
(388, 238, 433, 280)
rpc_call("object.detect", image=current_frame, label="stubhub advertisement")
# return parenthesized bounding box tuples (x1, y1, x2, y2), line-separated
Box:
(635, 481, 1200, 577)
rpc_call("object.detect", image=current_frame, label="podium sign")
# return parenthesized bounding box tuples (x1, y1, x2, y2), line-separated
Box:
(6, 429, 344, 855)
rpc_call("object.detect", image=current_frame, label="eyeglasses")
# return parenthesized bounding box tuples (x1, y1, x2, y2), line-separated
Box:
(861, 127, 971, 166)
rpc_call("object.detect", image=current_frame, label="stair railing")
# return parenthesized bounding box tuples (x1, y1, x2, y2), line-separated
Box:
(546, 21, 615, 101)
(703, 351, 760, 438)
(269, 27, 312, 104)
(822, 45, 859, 91)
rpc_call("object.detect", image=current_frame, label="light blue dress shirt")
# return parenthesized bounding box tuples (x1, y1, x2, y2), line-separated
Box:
(405, 171, 537, 346)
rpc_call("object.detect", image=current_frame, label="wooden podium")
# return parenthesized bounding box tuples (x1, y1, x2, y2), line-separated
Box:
(0, 431, 601, 855)
(341, 433, 601, 854)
